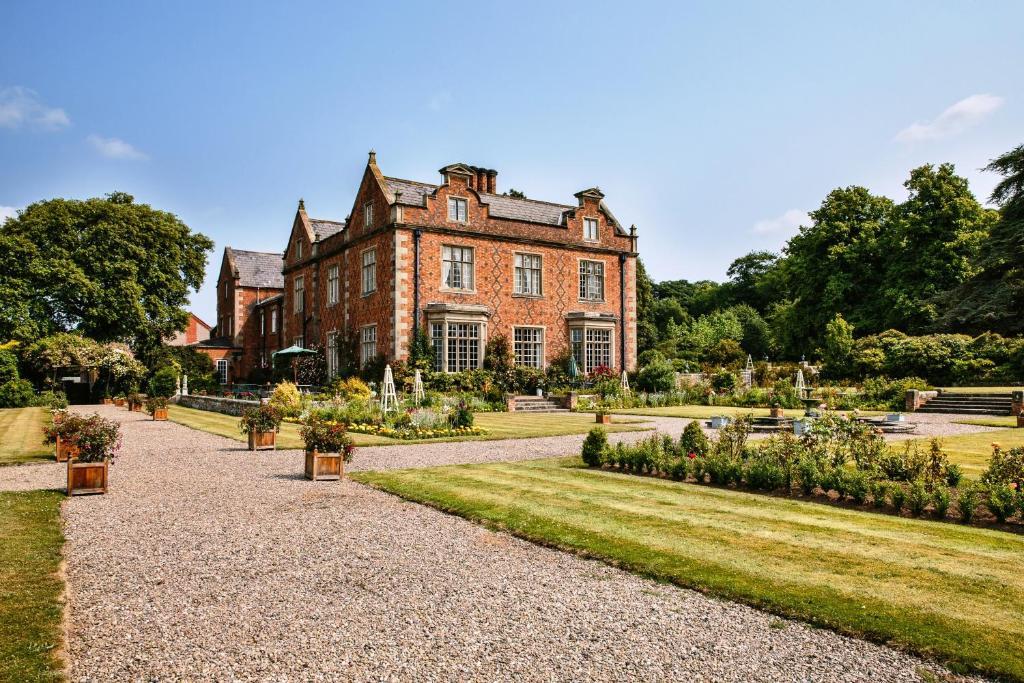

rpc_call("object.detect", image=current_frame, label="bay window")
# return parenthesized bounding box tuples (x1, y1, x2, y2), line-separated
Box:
(570, 325, 613, 372)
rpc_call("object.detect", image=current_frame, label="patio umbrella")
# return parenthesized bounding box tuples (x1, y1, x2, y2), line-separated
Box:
(272, 345, 317, 383)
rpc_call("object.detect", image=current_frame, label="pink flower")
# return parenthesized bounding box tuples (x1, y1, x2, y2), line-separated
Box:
(688, 452, 697, 459)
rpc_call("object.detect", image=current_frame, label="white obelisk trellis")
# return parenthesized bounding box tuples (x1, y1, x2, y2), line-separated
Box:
(380, 364, 399, 414)
(620, 370, 631, 396)
(795, 369, 806, 399)
(412, 369, 425, 405)
(742, 354, 753, 389)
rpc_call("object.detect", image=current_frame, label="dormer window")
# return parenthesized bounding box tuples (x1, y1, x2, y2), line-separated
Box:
(448, 197, 467, 222)
(584, 217, 599, 242)
(364, 202, 373, 228)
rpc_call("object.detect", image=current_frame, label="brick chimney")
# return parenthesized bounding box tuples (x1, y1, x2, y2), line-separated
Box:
(486, 169, 497, 194)
(475, 167, 487, 192)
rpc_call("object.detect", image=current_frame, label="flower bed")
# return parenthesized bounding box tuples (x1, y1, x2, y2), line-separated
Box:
(581, 414, 1024, 528)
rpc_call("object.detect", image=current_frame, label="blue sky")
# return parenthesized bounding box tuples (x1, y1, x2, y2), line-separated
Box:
(2, 1, 1022, 325)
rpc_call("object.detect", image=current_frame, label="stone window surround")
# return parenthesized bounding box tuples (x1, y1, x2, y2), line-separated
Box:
(441, 244, 476, 293)
(583, 216, 599, 242)
(512, 251, 543, 297)
(578, 257, 606, 302)
(448, 196, 468, 223)
(361, 247, 377, 297)
(566, 312, 617, 372)
(424, 303, 490, 373)
(512, 325, 546, 369)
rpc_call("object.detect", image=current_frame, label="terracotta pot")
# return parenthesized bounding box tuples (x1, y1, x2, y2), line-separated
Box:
(130, 403, 143, 412)
(248, 430, 276, 451)
(55, 435, 79, 463)
(596, 414, 611, 425)
(770, 407, 784, 418)
(304, 449, 342, 481)
(102, 398, 114, 405)
(67, 459, 108, 496)
(152, 408, 168, 421)
(113, 398, 126, 407)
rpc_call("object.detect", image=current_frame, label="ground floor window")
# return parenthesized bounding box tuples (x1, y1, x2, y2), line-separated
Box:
(429, 320, 484, 372)
(513, 327, 544, 368)
(326, 331, 339, 378)
(216, 359, 229, 384)
(570, 326, 613, 373)
(360, 325, 377, 366)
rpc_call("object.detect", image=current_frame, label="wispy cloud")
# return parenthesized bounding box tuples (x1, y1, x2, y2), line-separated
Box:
(0, 206, 18, 224)
(427, 90, 452, 112)
(0, 86, 70, 130)
(753, 209, 808, 235)
(87, 134, 147, 160)
(895, 94, 1003, 142)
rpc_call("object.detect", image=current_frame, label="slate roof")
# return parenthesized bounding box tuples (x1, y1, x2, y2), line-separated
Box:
(254, 293, 283, 307)
(384, 176, 576, 227)
(192, 336, 237, 349)
(310, 219, 346, 241)
(228, 248, 284, 289)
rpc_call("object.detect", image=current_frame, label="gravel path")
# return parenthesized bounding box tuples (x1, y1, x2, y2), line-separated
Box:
(21, 407, 980, 681)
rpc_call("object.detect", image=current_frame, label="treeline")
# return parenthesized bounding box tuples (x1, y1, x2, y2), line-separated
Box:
(637, 144, 1024, 375)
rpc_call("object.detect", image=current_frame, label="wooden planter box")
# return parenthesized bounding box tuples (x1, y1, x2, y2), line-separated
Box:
(305, 449, 342, 481)
(596, 414, 611, 425)
(130, 402, 143, 412)
(151, 408, 168, 421)
(248, 430, 276, 451)
(113, 398, 126, 407)
(67, 459, 108, 496)
(1017, 415, 1024, 428)
(55, 435, 79, 463)
(770, 407, 785, 418)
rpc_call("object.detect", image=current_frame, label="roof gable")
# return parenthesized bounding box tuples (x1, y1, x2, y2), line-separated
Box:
(226, 248, 284, 289)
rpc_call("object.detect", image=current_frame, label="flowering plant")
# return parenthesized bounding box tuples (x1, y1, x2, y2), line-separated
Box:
(239, 404, 283, 434)
(45, 413, 121, 463)
(300, 414, 355, 461)
(145, 396, 168, 414)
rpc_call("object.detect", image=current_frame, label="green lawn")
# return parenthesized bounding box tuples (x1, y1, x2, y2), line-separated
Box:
(0, 490, 65, 682)
(955, 416, 1017, 428)
(0, 408, 52, 467)
(938, 386, 1021, 394)
(353, 458, 1024, 681)
(910, 427, 1024, 479)
(611, 405, 884, 420)
(168, 405, 648, 448)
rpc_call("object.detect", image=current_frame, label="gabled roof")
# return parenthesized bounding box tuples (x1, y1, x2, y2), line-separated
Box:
(310, 218, 346, 241)
(254, 293, 284, 307)
(386, 178, 437, 207)
(227, 248, 284, 289)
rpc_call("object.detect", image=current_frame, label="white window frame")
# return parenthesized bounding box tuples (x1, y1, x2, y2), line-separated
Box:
(448, 196, 467, 222)
(442, 245, 475, 292)
(270, 308, 278, 333)
(294, 276, 304, 314)
(570, 324, 614, 373)
(578, 259, 605, 302)
(427, 314, 487, 372)
(364, 202, 373, 228)
(360, 325, 377, 366)
(327, 264, 340, 305)
(260, 311, 265, 336)
(513, 252, 543, 296)
(361, 248, 377, 296)
(513, 326, 545, 368)
(294, 335, 304, 348)
(584, 217, 599, 242)
(216, 359, 229, 384)
(295, 239, 303, 260)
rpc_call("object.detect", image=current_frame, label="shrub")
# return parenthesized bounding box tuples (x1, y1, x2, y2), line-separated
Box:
(945, 463, 964, 488)
(869, 479, 888, 508)
(449, 400, 474, 428)
(958, 484, 981, 524)
(32, 390, 68, 409)
(888, 483, 907, 513)
(239, 405, 283, 434)
(581, 428, 608, 467)
(299, 414, 355, 460)
(0, 348, 19, 384)
(744, 456, 785, 491)
(0, 379, 34, 408)
(981, 445, 1024, 489)
(859, 376, 930, 411)
(796, 455, 820, 495)
(148, 366, 179, 398)
(907, 479, 929, 516)
(711, 370, 738, 393)
(269, 381, 303, 417)
(636, 356, 676, 393)
(331, 376, 371, 400)
(47, 413, 121, 463)
(931, 485, 951, 518)
(680, 421, 710, 458)
(986, 485, 1016, 524)
(846, 469, 870, 504)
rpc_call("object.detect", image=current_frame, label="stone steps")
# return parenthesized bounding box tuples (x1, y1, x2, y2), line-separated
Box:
(508, 396, 570, 413)
(917, 393, 1013, 416)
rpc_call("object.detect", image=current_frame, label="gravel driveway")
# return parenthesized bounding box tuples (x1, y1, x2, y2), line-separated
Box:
(2, 407, 977, 681)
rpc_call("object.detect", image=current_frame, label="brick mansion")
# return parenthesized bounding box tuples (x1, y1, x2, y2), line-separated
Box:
(198, 153, 639, 384)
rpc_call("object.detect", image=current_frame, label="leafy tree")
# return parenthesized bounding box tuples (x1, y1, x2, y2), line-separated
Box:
(0, 192, 214, 351)
(881, 164, 996, 331)
(728, 304, 774, 358)
(635, 259, 658, 354)
(938, 144, 1024, 334)
(819, 313, 855, 379)
(726, 251, 781, 311)
(654, 279, 730, 318)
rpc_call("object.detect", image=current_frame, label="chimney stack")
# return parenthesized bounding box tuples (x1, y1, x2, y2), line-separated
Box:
(476, 168, 487, 192)
(487, 169, 497, 194)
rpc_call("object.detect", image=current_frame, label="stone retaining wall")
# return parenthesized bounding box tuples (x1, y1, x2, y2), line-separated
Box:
(176, 394, 259, 417)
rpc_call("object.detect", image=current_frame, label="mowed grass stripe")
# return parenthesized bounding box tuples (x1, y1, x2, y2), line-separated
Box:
(354, 459, 1024, 679)
(0, 408, 52, 467)
(400, 464, 1023, 625)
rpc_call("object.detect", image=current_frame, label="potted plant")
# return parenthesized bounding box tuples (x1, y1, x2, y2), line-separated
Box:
(113, 394, 126, 407)
(595, 409, 611, 425)
(240, 404, 282, 451)
(45, 411, 80, 463)
(64, 414, 120, 496)
(1018, 410, 1024, 429)
(769, 399, 784, 419)
(299, 414, 354, 480)
(146, 396, 169, 421)
(127, 392, 144, 412)
(101, 393, 114, 406)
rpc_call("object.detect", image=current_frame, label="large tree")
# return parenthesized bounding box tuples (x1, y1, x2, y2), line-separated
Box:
(725, 250, 782, 312)
(0, 192, 213, 350)
(880, 163, 996, 331)
(634, 258, 658, 354)
(938, 144, 1024, 334)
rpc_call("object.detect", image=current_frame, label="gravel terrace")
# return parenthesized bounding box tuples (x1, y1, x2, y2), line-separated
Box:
(0, 406, 990, 681)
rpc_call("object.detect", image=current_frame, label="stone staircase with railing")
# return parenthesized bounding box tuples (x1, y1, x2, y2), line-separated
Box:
(507, 395, 570, 413)
(916, 392, 1013, 416)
